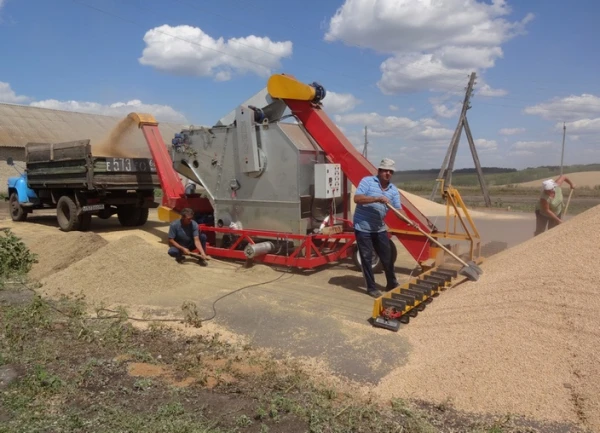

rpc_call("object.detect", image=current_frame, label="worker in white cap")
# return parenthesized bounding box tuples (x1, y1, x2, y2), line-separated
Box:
(534, 175, 575, 236)
(353, 157, 402, 298)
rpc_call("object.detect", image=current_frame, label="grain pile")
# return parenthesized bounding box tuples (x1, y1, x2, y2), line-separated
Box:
(376, 204, 600, 431)
(38, 233, 284, 309)
(40, 235, 192, 305)
(26, 232, 108, 281)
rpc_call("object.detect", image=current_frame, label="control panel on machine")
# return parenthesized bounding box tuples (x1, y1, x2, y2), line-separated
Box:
(314, 163, 342, 199)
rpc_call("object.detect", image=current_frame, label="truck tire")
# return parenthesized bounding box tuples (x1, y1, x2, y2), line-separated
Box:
(79, 213, 92, 231)
(9, 193, 27, 222)
(97, 208, 113, 219)
(117, 205, 141, 227)
(352, 240, 398, 274)
(56, 195, 80, 232)
(135, 208, 149, 226)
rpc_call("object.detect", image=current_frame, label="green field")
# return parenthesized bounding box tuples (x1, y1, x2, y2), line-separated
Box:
(394, 164, 600, 216)
(393, 163, 600, 188)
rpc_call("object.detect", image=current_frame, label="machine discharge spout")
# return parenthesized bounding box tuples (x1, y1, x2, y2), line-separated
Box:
(244, 241, 275, 259)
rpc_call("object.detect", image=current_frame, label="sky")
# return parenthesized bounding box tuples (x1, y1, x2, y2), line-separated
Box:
(1, 0, 599, 171)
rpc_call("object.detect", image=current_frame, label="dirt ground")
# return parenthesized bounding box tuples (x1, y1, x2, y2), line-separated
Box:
(0, 202, 536, 382)
(4, 200, 592, 431)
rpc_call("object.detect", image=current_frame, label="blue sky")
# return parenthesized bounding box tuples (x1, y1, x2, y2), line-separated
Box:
(1, 0, 599, 170)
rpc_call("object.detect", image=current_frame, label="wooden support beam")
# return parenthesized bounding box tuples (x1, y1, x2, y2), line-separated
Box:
(464, 117, 492, 207)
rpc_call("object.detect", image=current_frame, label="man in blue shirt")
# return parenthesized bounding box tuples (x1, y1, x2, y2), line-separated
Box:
(167, 208, 209, 264)
(353, 158, 402, 297)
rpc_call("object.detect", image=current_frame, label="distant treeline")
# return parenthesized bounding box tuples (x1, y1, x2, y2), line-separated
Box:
(392, 167, 516, 182)
(392, 167, 514, 182)
(393, 163, 600, 186)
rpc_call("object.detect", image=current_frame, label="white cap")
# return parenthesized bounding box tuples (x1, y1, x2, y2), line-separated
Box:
(378, 158, 396, 172)
(542, 179, 557, 191)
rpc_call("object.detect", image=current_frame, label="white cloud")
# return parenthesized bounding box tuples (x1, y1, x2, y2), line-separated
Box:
(321, 90, 361, 113)
(138, 24, 292, 81)
(561, 118, 600, 135)
(30, 99, 188, 123)
(507, 141, 558, 166)
(334, 111, 452, 147)
(475, 138, 498, 151)
(476, 83, 508, 97)
(324, 0, 533, 95)
(432, 101, 460, 118)
(0, 81, 30, 103)
(0, 80, 187, 123)
(378, 53, 470, 94)
(389, 105, 399, 111)
(524, 94, 600, 135)
(508, 149, 534, 157)
(499, 127, 525, 135)
(335, 112, 418, 133)
(511, 140, 554, 150)
(524, 94, 600, 122)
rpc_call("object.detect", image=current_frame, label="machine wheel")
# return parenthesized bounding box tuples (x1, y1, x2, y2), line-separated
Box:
(352, 240, 398, 274)
(9, 193, 27, 222)
(56, 195, 80, 232)
(117, 205, 142, 227)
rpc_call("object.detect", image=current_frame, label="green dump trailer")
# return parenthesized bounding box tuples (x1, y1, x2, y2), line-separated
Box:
(7, 139, 161, 232)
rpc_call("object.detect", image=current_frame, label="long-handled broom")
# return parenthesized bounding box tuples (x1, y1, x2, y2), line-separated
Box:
(563, 188, 574, 218)
(386, 203, 483, 282)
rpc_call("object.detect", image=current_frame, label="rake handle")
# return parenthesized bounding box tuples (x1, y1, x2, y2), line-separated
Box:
(563, 188, 574, 218)
(385, 203, 469, 268)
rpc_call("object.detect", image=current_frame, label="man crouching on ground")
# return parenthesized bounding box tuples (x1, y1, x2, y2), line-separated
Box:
(168, 208, 210, 265)
(353, 158, 401, 298)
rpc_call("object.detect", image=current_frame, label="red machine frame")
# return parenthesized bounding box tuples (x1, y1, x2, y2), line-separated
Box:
(200, 226, 356, 268)
(131, 75, 438, 270)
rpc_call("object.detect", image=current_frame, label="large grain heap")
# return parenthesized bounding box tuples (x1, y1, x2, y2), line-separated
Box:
(377, 204, 600, 431)
(39, 235, 193, 305)
(38, 234, 283, 308)
(26, 232, 108, 281)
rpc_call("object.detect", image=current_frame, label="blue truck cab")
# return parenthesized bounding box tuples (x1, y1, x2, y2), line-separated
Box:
(8, 173, 39, 203)
(6, 159, 39, 221)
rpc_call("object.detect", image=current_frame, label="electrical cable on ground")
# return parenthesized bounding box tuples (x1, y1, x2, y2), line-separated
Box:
(8, 268, 293, 326)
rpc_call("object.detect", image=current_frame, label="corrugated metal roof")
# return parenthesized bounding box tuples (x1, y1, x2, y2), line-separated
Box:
(0, 103, 187, 157)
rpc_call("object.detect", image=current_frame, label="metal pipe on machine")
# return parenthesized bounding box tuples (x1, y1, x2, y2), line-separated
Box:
(244, 241, 275, 259)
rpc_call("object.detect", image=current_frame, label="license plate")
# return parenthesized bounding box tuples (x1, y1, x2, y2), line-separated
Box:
(105, 157, 156, 173)
(83, 204, 105, 212)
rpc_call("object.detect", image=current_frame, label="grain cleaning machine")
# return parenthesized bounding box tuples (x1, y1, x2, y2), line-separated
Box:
(128, 73, 484, 331)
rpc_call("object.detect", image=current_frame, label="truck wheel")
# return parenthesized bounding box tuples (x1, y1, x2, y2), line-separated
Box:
(117, 205, 141, 227)
(97, 208, 113, 219)
(9, 193, 27, 222)
(56, 195, 80, 232)
(135, 208, 149, 226)
(79, 214, 92, 231)
(352, 241, 397, 274)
